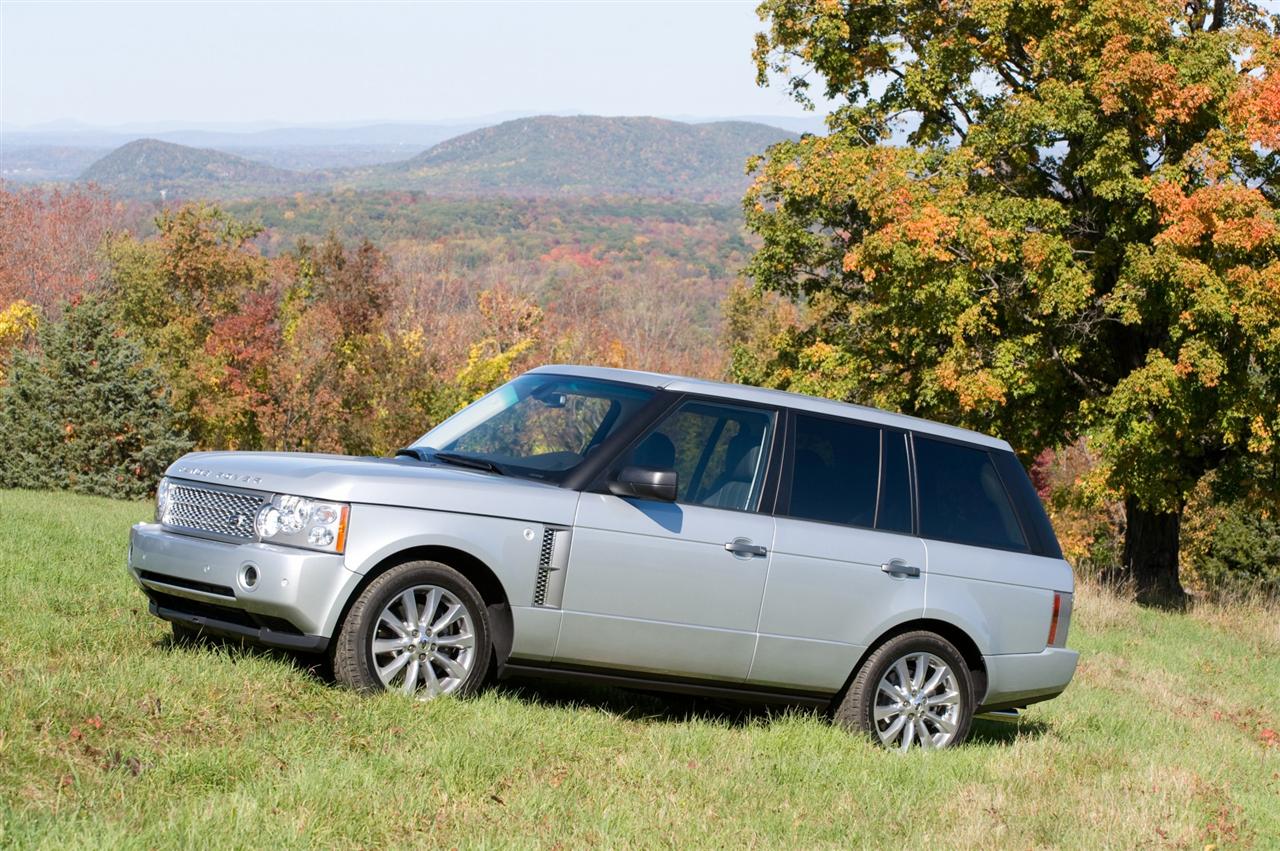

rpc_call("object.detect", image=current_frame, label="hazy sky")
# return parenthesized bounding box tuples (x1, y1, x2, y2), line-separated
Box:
(1, 1, 825, 128)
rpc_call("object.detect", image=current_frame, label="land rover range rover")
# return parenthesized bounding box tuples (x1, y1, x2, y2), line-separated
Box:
(128, 365, 1077, 750)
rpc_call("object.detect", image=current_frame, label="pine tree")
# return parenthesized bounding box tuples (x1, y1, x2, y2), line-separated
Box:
(0, 298, 192, 499)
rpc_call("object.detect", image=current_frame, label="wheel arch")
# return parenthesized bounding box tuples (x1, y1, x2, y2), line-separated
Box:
(331, 544, 515, 667)
(840, 618, 988, 708)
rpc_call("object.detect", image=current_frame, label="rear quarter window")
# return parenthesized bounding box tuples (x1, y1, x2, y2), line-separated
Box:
(914, 436, 1027, 551)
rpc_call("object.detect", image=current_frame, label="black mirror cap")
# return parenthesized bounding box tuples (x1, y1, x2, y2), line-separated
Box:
(609, 465, 678, 502)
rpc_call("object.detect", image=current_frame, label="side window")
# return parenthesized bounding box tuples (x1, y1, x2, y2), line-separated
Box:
(914, 436, 1027, 550)
(620, 400, 773, 511)
(786, 415, 880, 528)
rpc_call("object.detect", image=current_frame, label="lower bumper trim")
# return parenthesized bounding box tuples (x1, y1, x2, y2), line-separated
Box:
(151, 601, 329, 654)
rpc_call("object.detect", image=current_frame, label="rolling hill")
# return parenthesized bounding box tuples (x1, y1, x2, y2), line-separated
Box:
(76, 117, 797, 201)
(79, 138, 312, 198)
(361, 115, 796, 200)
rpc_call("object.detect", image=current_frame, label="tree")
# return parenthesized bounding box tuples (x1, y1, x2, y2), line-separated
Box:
(0, 185, 116, 311)
(743, 0, 1280, 604)
(107, 203, 270, 447)
(0, 298, 191, 499)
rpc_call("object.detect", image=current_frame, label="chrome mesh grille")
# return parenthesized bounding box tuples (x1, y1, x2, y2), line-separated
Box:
(163, 482, 265, 540)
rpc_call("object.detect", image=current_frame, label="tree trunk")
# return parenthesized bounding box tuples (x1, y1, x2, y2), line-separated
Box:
(1122, 497, 1188, 609)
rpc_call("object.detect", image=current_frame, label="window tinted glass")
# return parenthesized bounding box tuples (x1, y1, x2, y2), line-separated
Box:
(787, 415, 880, 527)
(915, 437, 1027, 550)
(622, 401, 773, 511)
(876, 431, 912, 533)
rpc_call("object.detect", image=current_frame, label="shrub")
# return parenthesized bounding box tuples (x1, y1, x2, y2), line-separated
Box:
(0, 298, 192, 499)
(1182, 482, 1280, 600)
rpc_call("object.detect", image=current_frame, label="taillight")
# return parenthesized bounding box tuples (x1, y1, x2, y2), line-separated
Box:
(1047, 591, 1073, 648)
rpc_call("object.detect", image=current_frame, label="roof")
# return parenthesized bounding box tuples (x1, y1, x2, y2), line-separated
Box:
(526, 364, 1011, 451)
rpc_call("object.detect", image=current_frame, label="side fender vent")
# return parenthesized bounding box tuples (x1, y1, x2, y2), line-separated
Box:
(532, 526, 571, 608)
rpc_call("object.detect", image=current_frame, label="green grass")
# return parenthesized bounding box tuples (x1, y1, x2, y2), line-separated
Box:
(1, 489, 1277, 849)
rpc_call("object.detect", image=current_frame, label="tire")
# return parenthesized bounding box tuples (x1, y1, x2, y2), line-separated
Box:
(331, 560, 491, 700)
(833, 630, 975, 751)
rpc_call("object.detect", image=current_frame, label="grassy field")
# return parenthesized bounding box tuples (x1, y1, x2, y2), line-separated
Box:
(1, 489, 1277, 849)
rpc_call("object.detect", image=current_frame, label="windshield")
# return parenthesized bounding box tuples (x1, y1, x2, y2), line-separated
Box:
(413, 374, 656, 483)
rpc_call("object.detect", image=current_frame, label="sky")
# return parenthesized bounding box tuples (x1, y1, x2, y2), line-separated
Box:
(0, 1, 825, 129)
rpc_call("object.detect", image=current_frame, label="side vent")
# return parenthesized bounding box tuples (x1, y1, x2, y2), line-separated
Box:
(532, 526, 571, 608)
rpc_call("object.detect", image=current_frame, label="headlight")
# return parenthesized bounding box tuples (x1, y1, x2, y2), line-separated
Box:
(255, 494, 349, 554)
(155, 477, 172, 522)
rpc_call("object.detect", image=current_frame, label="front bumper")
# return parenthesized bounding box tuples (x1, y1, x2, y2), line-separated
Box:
(127, 523, 360, 652)
(979, 646, 1079, 711)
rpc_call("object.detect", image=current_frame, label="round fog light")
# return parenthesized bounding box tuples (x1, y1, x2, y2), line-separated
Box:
(239, 563, 260, 591)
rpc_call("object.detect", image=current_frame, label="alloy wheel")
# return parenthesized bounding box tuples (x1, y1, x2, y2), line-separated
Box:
(370, 584, 477, 699)
(873, 652, 962, 751)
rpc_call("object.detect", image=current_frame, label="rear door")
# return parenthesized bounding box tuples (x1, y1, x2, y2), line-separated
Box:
(554, 397, 780, 682)
(749, 412, 927, 691)
(913, 435, 1065, 654)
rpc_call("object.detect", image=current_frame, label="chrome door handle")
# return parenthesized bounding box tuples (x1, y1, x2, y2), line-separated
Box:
(724, 538, 768, 558)
(881, 558, 921, 578)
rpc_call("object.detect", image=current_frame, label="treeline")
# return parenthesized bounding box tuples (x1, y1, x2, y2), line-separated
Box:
(0, 186, 735, 498)
(2, 181, 1274, 599)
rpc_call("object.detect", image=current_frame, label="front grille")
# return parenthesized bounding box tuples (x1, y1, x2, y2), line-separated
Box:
(163, 481, 265, 541)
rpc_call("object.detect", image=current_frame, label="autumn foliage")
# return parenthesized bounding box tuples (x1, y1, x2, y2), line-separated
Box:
(0, 184, 740, 500)
(742, 0, 1280, 603)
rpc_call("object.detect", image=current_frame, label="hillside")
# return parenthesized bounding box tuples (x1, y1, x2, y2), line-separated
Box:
(345, 115, 797, 200)
(79, 138, 311, 199)
(73, 117, 796, 202)
(3, 488, 1279, 846)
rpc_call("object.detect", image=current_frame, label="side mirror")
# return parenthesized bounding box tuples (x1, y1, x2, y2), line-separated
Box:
(608, 466, 678, 502)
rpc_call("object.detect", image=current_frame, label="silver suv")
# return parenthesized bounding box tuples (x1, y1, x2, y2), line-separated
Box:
(128, 365, 1077, 750)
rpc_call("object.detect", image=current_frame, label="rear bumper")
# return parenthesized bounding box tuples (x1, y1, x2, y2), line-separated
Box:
(979, 647, 1078, 711)
(127, 522, 360, 651)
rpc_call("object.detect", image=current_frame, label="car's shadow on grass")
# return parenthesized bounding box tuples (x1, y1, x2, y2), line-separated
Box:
(493, 675, 808, 728)
(492, 676, 1052, 746)
(155, 633, 1051, 746)
(155, 631, 336, 682)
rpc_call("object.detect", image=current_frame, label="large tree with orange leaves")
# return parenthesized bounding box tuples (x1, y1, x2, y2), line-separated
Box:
(739, 0, 1280, 604)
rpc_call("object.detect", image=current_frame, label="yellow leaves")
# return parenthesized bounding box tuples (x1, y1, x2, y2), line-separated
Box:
(0, 300, 39, 382)
(0, 300, 38, 346)
(935, 358, 1007, 411)
(1248, 415, 1273, 455)
(1173, 340, 1224, 388)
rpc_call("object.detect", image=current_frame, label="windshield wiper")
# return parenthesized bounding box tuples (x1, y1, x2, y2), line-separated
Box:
(428, 451, 505, 476)
(394, 447, 428, 462)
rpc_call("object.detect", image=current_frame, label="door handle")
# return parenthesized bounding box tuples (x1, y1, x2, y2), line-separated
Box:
(724, 538, 768, 558)
(881, 558, 921, 578)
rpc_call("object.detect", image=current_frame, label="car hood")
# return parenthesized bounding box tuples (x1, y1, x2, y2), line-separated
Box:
(165, 451, 580, 525)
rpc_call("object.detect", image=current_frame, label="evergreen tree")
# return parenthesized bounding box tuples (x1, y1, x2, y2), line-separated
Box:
(0, 298, 191, 499)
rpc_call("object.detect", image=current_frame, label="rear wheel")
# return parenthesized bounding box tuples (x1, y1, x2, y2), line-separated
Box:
(332, 560, 491, 700)
(834, 631, 974, 751)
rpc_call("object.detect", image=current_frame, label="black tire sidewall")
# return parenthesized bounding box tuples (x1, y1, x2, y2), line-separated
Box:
(339, 560, 492, 697)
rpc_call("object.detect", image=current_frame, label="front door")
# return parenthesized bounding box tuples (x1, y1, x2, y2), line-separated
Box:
(554, 398, 778, 682)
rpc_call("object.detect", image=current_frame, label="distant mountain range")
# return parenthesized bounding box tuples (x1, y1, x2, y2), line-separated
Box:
(59, 116, 799, 202)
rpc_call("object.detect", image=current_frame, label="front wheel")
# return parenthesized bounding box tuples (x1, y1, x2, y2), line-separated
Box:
(331, 560, 491, 700)
(834, 631, 975, 751)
